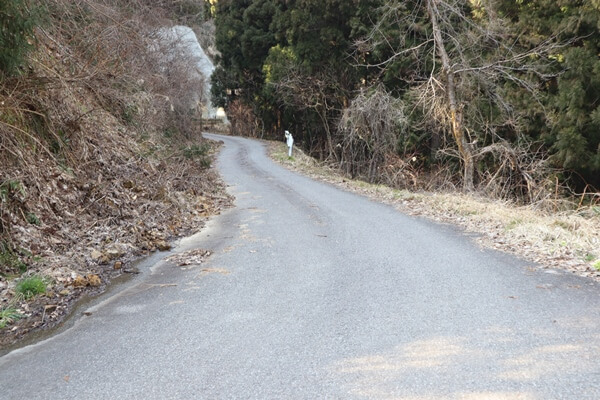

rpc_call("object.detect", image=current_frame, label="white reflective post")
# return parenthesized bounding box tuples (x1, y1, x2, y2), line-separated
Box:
(285, 130, 294, 157)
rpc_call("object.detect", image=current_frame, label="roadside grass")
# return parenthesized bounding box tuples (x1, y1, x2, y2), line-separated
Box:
(15, 276, 47, 299)
(0, 306, 22, 329)
(271, 145, 322, 174)
(0, 292, 24, 330)
(269, 141, 600, 279)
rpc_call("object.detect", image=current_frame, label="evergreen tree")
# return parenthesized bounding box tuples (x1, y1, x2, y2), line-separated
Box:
(0, 0, 41, 76)
(262, 0, 381, 153)
(498, 0, 600, 188)
(211, 0, 281, 133)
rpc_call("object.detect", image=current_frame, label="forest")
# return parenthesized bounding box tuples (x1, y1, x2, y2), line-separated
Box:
(211, 0, 600, 202)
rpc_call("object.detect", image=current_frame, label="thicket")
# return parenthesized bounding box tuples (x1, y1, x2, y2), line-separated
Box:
(212, 0, 600, 204)
(0, 0, 212, 276)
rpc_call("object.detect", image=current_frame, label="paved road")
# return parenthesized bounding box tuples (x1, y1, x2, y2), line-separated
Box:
(1, 134, 599, 399)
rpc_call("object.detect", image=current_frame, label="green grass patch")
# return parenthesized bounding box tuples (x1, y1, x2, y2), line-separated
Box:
(391, 189, 414, 200)
(163, 127, 177, 138)
(458, 209, 479, 217)
(15, 276, 47, 299)
(552, 220, 576, 231)
(182, 143, 210, 159)
(182, 144, 211, 168)
(0, 180, 25, 202)
(121, 103, 138, 125)
(594, 261, 600, 271)
(26, 212, 40, 225)
(0, 306, 22, 329)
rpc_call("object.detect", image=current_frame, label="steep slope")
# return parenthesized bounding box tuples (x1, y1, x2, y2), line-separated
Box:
(0, 0, 229, 346)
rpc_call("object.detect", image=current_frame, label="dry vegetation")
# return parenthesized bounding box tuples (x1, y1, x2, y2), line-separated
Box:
(0, 0, 230, 347)
(270, 142, 600, 282)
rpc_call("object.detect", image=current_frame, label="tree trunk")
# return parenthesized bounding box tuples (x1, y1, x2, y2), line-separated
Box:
(426, 0, 474, 191)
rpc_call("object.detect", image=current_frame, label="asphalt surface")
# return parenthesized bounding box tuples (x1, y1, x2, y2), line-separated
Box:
(1, 133, 599, 399)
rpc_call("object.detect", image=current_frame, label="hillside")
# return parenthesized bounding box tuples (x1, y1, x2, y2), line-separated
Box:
(0, 0, 228, 346)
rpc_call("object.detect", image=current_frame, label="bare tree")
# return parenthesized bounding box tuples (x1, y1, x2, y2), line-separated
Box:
(146, 26, 206, 137)
(359, 0, 566, 192)
(338, 85, 407, 182)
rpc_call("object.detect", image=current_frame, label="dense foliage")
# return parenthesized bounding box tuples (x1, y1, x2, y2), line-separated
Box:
(500, 0, 600, 189)
(0, 0, 42, 76)
(213, 0, 599, 196)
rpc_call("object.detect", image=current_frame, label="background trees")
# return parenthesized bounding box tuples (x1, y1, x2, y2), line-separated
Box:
(212, 0, 379, 151)
(498, 0, 600, 189)
(212, 0, 600, 198)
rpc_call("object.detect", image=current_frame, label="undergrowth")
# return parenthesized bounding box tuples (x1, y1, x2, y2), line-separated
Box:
(182, 143, 211, 168)
(0, 242, 27, 275)
(0, 0, 231, 344)
(0, 293, 24, 330)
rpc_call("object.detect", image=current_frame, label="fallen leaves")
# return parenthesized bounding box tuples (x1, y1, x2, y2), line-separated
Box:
(166, 249, 212, 267)
(1, 137, 231, 346)
(71, 274, 102, 288)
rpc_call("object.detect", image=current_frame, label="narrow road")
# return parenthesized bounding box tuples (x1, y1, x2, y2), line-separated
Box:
(1, 134, 599, 399)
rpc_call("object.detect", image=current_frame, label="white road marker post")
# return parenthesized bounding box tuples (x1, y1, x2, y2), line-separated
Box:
(284, 130, 294, 157)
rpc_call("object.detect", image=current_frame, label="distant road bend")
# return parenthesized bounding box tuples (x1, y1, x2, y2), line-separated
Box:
(1, 133, 599, 399)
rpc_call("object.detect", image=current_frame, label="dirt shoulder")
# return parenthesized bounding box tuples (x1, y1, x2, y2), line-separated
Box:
(269, 142, 600, 283)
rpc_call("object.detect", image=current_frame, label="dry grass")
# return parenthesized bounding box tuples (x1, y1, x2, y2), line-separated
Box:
(269, 142, 600, 281)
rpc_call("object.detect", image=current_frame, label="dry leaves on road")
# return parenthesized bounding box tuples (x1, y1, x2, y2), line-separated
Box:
(166, 249, 212, 267)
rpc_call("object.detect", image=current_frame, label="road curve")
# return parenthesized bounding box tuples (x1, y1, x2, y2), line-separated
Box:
(1, 133, 599, 399)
